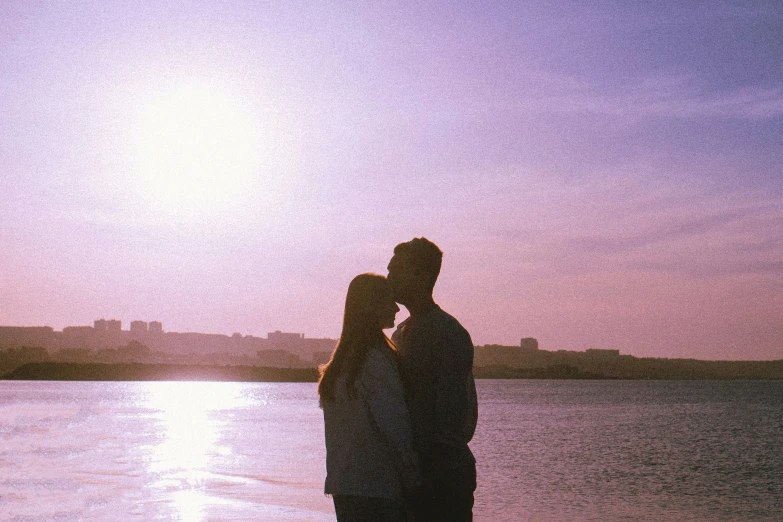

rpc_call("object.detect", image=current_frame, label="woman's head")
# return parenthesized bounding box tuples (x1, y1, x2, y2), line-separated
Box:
(318, 273, 399, 405)
(343, 273, 400, 333)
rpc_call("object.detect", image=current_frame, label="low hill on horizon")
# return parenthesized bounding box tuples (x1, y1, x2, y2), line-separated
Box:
(2, 362, 319, 382)
(4, 361, 782, 382)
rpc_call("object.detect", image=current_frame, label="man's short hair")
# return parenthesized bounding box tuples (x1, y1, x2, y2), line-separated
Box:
(394, 237, 443, 291)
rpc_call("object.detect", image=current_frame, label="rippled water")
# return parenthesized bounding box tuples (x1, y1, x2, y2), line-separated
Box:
(1, 380, 781, 521)
(475, 380, 782, 521)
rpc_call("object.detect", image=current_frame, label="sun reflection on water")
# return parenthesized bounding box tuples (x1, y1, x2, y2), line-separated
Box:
(145, 381, 250, 520)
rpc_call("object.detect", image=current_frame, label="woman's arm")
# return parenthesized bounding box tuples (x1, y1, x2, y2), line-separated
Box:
(359, 346, 422, 492)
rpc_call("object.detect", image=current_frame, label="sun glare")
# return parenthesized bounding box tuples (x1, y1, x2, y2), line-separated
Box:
(145, 382, 249, 520)
(134, 85, 260, 214)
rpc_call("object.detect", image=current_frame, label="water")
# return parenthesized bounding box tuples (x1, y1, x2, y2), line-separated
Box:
(475, 380, 782, 521)
(1, 380, 780, 521)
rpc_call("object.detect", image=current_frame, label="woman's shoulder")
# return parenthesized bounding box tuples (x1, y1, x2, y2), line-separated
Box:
(361, 342, 398, 377)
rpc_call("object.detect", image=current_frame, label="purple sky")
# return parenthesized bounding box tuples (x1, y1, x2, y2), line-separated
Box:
(1, 1, 781, 360)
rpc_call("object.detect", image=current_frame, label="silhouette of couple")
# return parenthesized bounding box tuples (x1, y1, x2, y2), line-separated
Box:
(319, 238, 478, 521)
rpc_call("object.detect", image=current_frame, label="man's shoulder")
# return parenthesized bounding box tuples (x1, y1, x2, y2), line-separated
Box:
(427, 307, 472, 346)
(430, 306, 468, 333)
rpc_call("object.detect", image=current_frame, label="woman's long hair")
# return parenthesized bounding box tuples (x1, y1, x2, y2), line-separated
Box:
(318, 273, 396, 406)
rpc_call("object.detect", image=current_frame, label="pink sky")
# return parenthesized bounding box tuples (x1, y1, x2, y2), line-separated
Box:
(1, 1, 781, 360)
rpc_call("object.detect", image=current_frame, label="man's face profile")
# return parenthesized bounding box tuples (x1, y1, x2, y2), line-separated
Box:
(387, 253, 417, 305)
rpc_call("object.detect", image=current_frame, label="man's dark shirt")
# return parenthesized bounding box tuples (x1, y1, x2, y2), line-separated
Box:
(391, 305, 478, 463)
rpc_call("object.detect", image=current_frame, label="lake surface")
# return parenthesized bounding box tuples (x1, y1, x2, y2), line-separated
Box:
(1, 380, 781, 521)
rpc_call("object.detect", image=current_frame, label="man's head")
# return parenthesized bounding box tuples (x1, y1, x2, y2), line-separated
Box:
(387, 237, 443, 305)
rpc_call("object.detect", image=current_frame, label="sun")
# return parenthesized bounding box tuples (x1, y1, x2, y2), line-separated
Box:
(134, 84, 260, 215)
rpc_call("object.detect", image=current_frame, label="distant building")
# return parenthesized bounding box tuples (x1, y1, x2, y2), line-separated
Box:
(130, 321, 148, 334)
(520, 338, 539, 352)
(268, 331, 335, 359)
(0, 326, 56, 350)
(63, 326, 94, 336)
(268, 331, 304, 344)
(586, 348, 620, 358)
(149, 321, 163, 334)
(94, 319, 108, 332)
(61, 326, 100, 350)
(107, 320, 121, 332)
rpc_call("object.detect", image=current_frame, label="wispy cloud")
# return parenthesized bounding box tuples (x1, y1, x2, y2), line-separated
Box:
(477, 172, 783, 281)
(513, 78, 783, 121)
(568, 210, 755, 254)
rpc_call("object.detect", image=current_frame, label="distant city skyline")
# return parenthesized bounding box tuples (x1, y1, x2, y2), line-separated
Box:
(1, 318, 330, 340)
(1, 2, 781, 360)
(0, 319, 337, 365)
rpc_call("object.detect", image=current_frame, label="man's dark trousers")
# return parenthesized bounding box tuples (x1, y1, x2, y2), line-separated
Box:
(412, 444, 476, 522)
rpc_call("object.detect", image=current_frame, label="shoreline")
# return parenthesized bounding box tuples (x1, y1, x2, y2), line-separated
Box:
(3, 362, 782, 382)
(1, 362, 319, 382)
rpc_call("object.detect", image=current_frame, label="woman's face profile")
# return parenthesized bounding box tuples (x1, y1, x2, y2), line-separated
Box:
(377, 286, 400, 330)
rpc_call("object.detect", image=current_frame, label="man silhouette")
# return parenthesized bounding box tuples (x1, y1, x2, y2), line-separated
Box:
(387, 237, 478, 521)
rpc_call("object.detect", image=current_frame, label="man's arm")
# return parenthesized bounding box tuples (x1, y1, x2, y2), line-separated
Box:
(464, 370, 478, 443)
(431, 325, 475, 449)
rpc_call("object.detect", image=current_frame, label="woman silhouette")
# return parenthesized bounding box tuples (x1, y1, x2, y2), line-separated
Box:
(319, 273, 420, 521)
